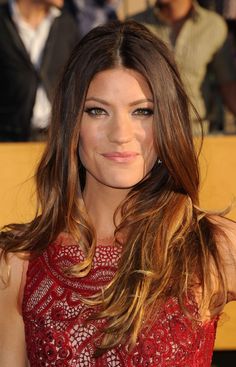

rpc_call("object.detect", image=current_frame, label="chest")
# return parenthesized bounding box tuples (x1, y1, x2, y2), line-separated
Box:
(22, 243, 218, 366)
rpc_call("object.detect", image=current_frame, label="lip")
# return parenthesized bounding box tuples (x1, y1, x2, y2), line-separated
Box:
(101, 151, 139, 163)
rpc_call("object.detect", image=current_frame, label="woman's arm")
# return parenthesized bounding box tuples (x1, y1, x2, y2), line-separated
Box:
(210, 215, 236, 302)
(0, 253, 28, 366)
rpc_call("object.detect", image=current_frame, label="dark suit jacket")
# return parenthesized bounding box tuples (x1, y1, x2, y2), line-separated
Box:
(0, 3, 79, 141)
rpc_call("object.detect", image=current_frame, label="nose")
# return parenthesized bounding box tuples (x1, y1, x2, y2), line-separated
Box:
(107, 112, 134, 144)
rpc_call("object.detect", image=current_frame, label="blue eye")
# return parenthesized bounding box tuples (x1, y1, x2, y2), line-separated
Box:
(84, 107, 107, 116)
(133, 108, 153, 116)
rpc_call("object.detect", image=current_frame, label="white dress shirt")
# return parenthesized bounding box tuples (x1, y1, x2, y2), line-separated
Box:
(10, 0, 61, 129)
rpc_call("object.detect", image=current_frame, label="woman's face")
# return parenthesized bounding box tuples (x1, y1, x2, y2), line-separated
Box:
(79, 67, 157, 191)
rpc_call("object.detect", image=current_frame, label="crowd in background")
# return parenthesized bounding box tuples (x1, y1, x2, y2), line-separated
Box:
(0, 0, 236, 141)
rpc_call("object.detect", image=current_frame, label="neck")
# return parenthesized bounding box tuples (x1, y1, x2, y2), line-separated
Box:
(83, 181, 129, 240)
(158, 0, 192, 23)
(16, 0, 50, 28)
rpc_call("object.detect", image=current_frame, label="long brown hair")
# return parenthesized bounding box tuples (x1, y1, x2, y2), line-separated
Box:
(0, 21, 226, 351)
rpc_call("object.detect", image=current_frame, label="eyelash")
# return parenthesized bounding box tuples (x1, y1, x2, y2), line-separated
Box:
(84, 107, 106, 116)
(84, 107, 154, 117)
(133, 108, 153, 116)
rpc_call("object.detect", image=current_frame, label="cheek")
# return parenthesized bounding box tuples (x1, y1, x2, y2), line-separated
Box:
(79, 125, 94, 152)
(78, 126, 102, 165)
(141, 127, 157, 161)
(78, 128, 91, 166)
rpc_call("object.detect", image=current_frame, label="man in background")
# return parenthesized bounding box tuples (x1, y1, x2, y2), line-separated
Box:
(0, 0, 79, 141)
(130, 0, 236, 134)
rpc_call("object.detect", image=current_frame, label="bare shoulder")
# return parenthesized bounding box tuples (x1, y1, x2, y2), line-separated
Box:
(208, 215, 236, 301)
(0, 251, 28, 366)
(0, 251, 26, 304)
(209, 215, 236, 250)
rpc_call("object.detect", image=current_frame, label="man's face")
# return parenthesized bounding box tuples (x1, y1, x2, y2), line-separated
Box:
(35, 0, 64, 9)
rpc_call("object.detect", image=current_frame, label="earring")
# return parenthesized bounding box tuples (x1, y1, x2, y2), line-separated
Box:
(157, 158, 162, 165)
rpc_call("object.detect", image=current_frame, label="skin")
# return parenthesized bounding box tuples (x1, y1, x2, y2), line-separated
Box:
(80, 67, 157, 239)
(155, 0, 192, 22)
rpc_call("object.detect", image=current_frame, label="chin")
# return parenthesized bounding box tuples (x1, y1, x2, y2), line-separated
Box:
(104, 176, 144, 189)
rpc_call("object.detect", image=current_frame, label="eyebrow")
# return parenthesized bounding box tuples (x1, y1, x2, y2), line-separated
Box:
(85, 97, 154, 106)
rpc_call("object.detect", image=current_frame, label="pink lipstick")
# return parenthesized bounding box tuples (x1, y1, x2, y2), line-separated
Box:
(101, 152, 139, 163)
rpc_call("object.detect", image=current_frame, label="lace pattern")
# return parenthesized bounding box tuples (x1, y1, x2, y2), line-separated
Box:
(22, 234, 218, 366)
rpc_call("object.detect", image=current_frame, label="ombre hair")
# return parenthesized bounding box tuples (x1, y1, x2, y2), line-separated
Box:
(0, 21, 226, 352)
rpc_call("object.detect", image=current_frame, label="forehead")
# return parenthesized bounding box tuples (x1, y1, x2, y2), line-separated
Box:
(86, 67, 153, 101)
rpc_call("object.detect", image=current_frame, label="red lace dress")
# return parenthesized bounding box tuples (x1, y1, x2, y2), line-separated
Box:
(22, 234, 218, 367)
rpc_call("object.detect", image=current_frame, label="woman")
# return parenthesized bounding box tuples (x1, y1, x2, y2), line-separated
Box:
(0, 20, 236, 366)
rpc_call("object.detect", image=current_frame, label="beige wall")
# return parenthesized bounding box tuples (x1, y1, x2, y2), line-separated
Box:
(0, 137, 236, 349)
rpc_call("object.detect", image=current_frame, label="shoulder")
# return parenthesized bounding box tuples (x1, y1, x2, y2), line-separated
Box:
(197, 5, 227, 40)
(197, 4, 227, 27)
(0, 3, 12, 26)
(210, 215, 236, 249)
(56, 7, 79, 29)
(0, 252, 27, 310)
(127, 8, 157, 24)
(0, 2, 10, 15)
(209, 215, 236, 301)
(52, 8, 80, 43)
(0, 252, 28, 366)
